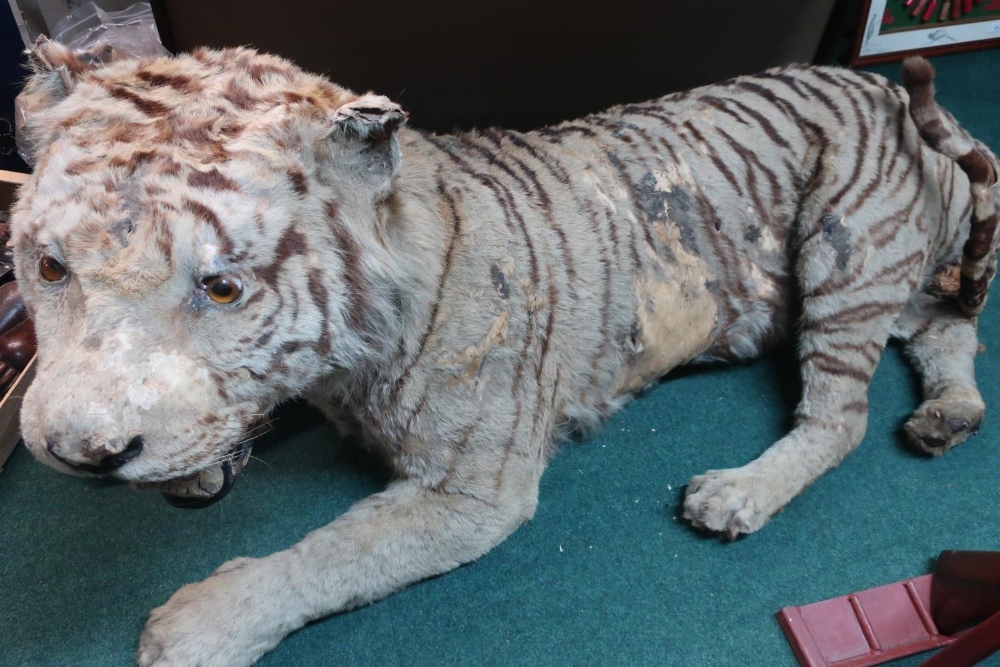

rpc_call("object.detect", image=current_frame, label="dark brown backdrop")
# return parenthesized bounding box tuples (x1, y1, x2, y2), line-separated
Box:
(159, 0, 837, 132)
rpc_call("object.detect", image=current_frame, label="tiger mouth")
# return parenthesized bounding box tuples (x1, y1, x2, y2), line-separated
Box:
(130, 440, 253, 510)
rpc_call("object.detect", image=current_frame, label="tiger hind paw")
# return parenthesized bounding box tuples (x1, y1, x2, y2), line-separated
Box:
(904, 390, 984, 456)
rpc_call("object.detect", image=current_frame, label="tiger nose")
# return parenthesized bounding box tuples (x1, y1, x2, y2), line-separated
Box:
(46, 435, 145, 474)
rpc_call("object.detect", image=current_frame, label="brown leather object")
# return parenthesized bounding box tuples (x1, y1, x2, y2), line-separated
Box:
(930, 550, 1000, 635)
(0, 361, 18, 396)
(0, 224, 9, 246)
(0, 282, 27, 337)
(0, 243, 13, 284)
(0, 318, 36, 373)
(920, 610, 1000, 667)
(921, 550, 1000, 666)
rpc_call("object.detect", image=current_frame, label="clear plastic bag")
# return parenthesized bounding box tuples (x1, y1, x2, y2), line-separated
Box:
(15, 2, 171, 165)
(50, 2, 170, 66)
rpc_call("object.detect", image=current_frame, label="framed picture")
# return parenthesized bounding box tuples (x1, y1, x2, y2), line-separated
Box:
(852, 0, 1000, 65)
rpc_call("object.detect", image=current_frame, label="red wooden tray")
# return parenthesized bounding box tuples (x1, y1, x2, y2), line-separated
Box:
(778, 575, 957, 667)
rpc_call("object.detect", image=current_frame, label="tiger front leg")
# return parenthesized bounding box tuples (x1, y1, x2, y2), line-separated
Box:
(684, 208, 924, 539)
(136, 462, 541, 666)
(683, 337, 890, 539)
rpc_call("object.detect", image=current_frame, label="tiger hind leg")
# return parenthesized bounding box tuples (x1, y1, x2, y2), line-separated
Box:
(892, 293, 985, 455)
(684, 210, 925, 538)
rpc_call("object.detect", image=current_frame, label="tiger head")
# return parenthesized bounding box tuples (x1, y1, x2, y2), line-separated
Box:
(11, 39, 410, 507)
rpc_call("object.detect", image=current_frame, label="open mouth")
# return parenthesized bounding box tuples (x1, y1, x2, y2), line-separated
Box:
(131, 440, 254, 510)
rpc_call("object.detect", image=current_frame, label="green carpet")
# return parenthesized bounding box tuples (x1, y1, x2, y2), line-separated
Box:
(3, 50, 1000, 667)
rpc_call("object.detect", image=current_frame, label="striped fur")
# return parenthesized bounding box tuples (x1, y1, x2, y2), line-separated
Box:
(10, 39, 998, 666)
(901, 57, 1000, 315)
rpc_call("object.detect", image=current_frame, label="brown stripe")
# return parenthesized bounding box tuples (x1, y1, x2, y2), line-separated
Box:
(307, 268, 332, 355)
(183, 199, 234, 255)
(694, 188, 724, 233)
(537, 124, 598, 139)
(853, 70, 890, 90)
(802, 67, 844, 124)
(917, 119, 948, 150)
(801, 350, 873, 383)
(826, 89, 869, 210)
(107, 85, 170, 116)
(479, 130, 580, 295)
(432, 418, 480, 493)
(187, 168, 240, 192)
(931, 159, 958, 252)
(843, 399, 869, 413)
(621, 107, 677, 128)
(723, 97, 792, 151)
(153, 211, 174, 266)
(255, 225, 308, 284)
(713, 127, 767, 219)
(502, 130, 572, 184)
(783, 75, 846, 126)
(756, 70, 812, 99)
(495, 372, 526, 494)
(536, 277, 559, 384)
(603, 151, 648, 263)
(289, 169, 309, 197)
(390, 175, 463, 404)
(872, 147, 926, 248)
(65, 158, 100, 176)
(844, 128, 889, 218)
(222, 80, 258, 110)
(960, 270, 993, 311)
(801, 300, 898, 332)
(465, 139, 534, 199)
(701, 96, 751, 126)
(657, 136, 681, 163)
(826, 340, 882, 366)
(248, 62, 294, 84)
(964, 212, 1000, 261)
(325, 200, 369, 330)
(807, 247, 924, 299)
(884, 104, 908, 179)
(424, 134, 520, 236)
(698, 130, 745, 198)
(581, 199, 614, 382)
(136, 69, 195, 92)
(956, 149, 996, 186)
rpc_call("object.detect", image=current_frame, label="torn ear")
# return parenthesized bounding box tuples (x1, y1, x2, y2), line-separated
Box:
(16, 37, 93, 165)
(330, 94, 408, 194)
(25, 35, 91, 97)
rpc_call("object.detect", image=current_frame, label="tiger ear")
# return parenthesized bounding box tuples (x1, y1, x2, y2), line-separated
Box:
(25, 36, 92, 102)
(329, 94, 408, 195)
(17, 37, 94, 164)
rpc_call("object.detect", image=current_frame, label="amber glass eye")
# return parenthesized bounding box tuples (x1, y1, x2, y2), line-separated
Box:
(202, 275, 242, 304)
(39, 255, 68, 283)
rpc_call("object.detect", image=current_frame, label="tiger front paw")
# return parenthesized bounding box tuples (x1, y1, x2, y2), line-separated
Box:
(136, 556, 290, 667)
(683, 467, 782, 540)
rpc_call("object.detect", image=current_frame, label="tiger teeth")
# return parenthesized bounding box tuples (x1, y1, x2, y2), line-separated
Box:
(130, 440, 254, 498)
(131, 465, 226, 498)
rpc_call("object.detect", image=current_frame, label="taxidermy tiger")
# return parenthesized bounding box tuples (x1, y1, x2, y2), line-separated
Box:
(11, 37, 999, 666)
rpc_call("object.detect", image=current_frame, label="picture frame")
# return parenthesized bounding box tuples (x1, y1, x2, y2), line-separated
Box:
(852, 0, 1000, 66)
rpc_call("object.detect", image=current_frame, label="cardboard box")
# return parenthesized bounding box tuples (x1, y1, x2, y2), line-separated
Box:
(0, 169, 28, 211)
(0, 169, 32, 470)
